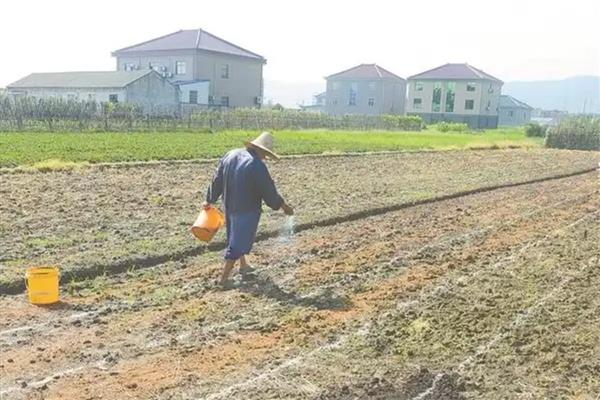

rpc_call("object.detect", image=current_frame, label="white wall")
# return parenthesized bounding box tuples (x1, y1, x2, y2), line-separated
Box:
(10, 87, 126, 102)
(179, 81, 210, 104)
(406, 79, 502, 115)
(116, 50, 264, 108)
(325, 79, 405, 115)
(117, 50, 196, 81)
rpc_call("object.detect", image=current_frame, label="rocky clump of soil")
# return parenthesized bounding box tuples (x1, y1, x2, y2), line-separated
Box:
(316, 368, 465, 400)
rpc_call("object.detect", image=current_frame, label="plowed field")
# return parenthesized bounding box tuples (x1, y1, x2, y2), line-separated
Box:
(1, 149, 597, 290)
(1, 149, 599, 399)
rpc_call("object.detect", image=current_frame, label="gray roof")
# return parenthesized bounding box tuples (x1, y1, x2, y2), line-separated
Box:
(112, 29, 265, 61)
(327, 64, 404, 81)
(8, 70, 155, 88)
(171, 79, 210, 86)
(408, 63, 502, 83)
(499, 95, 533, 109)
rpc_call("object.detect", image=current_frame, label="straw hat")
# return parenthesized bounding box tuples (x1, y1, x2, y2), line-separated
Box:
(245, 132, 280, 160)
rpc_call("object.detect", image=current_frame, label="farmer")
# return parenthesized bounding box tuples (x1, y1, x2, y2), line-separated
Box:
(204, 132, 294, 288)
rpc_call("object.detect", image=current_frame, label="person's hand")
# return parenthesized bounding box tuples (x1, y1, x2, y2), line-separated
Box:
(281, 202, 294, 216)
(202, 201, 212, 210)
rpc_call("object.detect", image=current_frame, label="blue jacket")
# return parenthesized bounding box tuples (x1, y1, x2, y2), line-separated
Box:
(206, 148, 283, 214)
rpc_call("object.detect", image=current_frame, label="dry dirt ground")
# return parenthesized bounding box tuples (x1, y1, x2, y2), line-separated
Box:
(1, 158, 598, 399)
(0, 148, 597, 288)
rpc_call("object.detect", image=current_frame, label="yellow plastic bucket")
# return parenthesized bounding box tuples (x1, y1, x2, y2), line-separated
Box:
(25, 266, 60, 305)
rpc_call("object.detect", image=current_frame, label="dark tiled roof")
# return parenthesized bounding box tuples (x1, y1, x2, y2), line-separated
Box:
(8, 70, 155, 88)
(408, 63, 502, 83)
(499, 95, 533, 109)
(327, 64, 404, 81)
(112, 29, 265, 61)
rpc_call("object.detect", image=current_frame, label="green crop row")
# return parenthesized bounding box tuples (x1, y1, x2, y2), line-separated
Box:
(545, 116, 600, 151)
(0, 129, 536, 168)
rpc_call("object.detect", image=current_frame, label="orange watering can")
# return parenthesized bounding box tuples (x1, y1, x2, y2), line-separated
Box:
(191, 206, 225, 242)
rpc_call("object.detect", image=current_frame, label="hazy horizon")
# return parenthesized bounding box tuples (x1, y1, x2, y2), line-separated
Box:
(1, 0, 598, 105)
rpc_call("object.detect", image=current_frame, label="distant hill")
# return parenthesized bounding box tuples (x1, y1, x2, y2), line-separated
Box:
(503, 76, 600, 113)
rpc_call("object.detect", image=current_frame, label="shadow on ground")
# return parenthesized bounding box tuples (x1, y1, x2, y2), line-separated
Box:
(237, 274, 352, 311)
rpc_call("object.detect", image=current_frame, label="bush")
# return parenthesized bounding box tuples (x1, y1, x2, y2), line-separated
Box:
(429, 122, 470, 133)
(0, 95, 423, 132)
(545, 116, 600, 151)
(525, 123, 545, 137)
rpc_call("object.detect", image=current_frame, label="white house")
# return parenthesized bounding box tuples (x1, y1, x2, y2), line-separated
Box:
(7, 70, 179, 113)
(406, 63, 503, 128)
(498, 95, 533, 126)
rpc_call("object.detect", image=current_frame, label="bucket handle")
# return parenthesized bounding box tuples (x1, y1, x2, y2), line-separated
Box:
(24, 268, 61, 290)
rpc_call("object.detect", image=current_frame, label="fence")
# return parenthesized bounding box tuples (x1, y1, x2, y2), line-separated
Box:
(545, 116, 600, 151)
(0, 96, 422, 132)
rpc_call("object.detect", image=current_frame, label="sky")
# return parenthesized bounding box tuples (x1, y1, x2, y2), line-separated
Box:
(1, 0, 599, 104)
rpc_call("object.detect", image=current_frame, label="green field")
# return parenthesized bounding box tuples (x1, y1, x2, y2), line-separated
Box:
(0, 128, 540, 168)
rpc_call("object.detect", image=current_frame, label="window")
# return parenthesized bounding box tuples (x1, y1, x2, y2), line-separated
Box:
(369, 82, 376, 91)
(332, 82, 340, 91)
(175, 61, 186, 75)
(486, 100, 491, 111)
(368, 98, 375, 107)
(67, 93, 77, 101)
(445, 82, 455, 112)
(467, 82, 476, 92)
(415, 81, 424, 91)
(488, 83, 494, 94)
(432, 82, 442, 112)
(150, 62, 162, 72)
(413, 98, 422, 109)
(124, 63, 136, 71)
(221, 64, 230, 79)
(109, 94, 118, 103)
(87, 93, 96, 102)
(508, 110, 514, 117)
(221, 96, 229, 107)
(465, 99, 474, 110)
(349, 82, 357, 106)
(330, 98, 338, 105)
(189, 90, 198, 104)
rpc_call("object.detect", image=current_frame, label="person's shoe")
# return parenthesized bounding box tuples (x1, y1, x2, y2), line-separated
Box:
(239, 266, 257, 281)
(215, 279, 235, 291)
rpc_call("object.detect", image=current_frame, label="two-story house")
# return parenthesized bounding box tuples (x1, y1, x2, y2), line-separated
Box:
(112, 29, 266, 108)
(325, 64, 406, 116)
(406, 63, 503, 128)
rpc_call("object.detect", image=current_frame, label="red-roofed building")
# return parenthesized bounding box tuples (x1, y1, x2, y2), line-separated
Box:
(325, 64, 406, 115)
(406, 63, 503, 128)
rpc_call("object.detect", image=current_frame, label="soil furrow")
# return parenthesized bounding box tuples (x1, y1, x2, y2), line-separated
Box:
(2, 165, 596, 296)
(1, 173, 594, 339)
(2, 171, 597, 399)
(2, 149, 597, 287)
